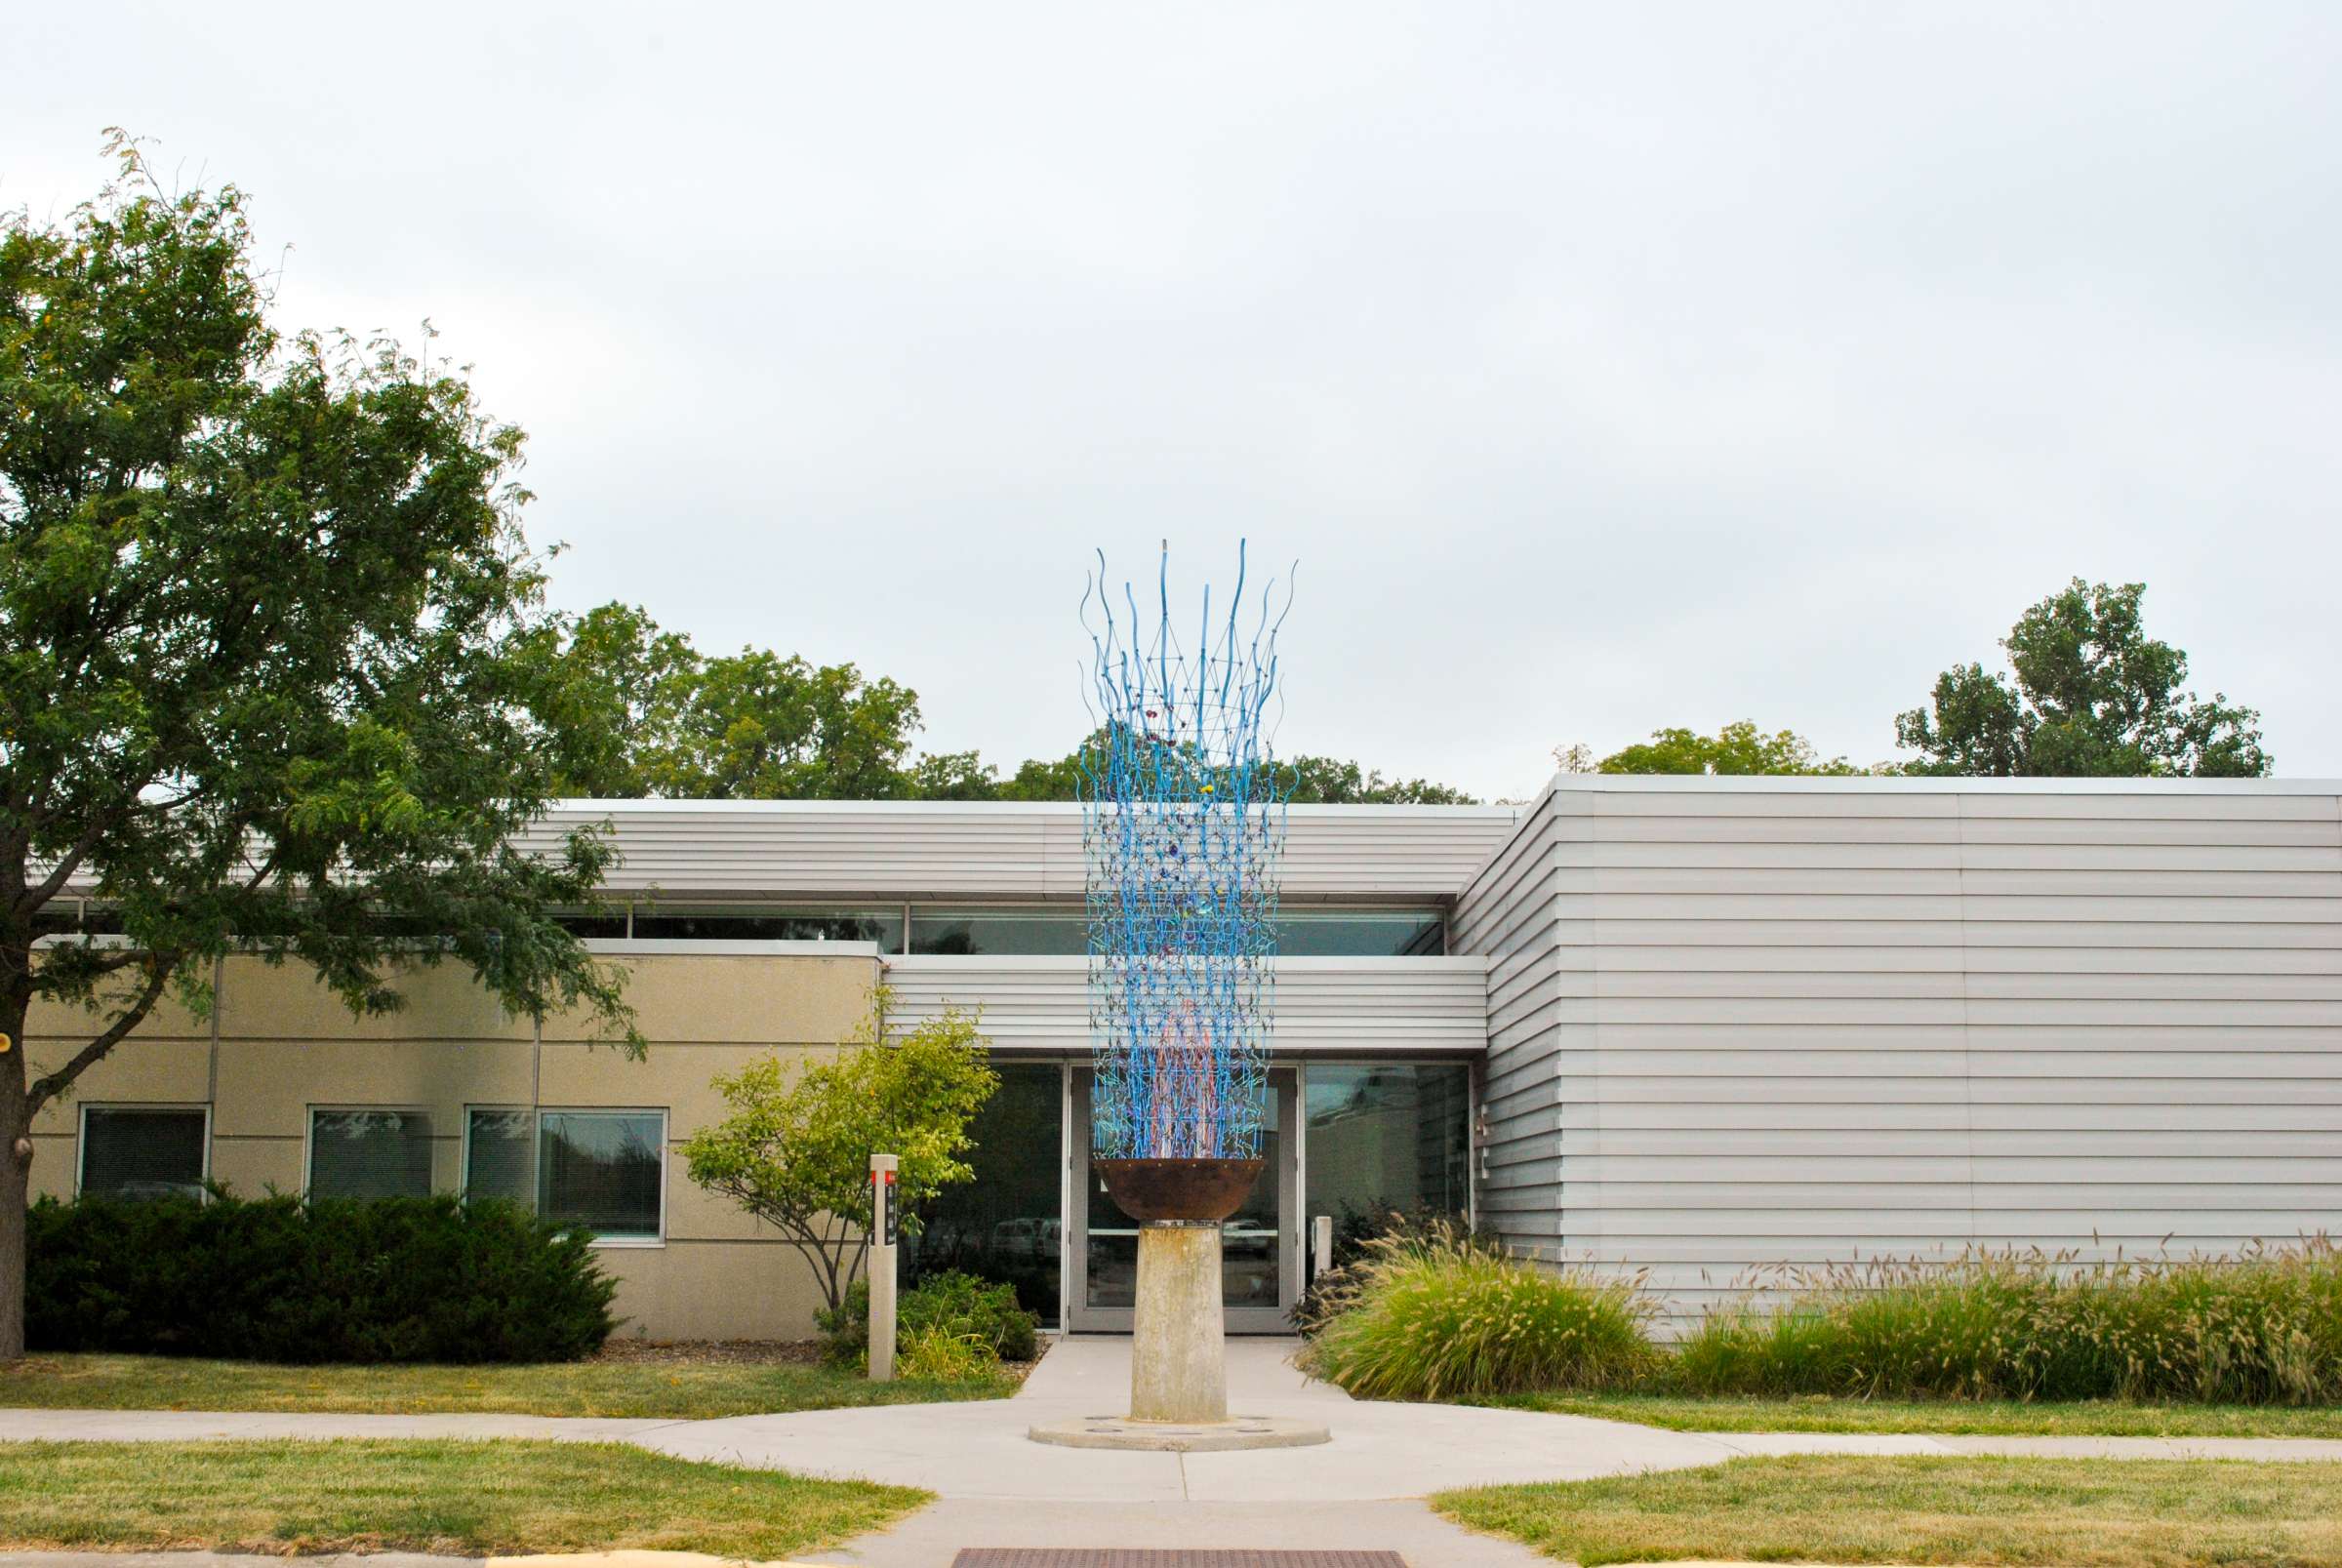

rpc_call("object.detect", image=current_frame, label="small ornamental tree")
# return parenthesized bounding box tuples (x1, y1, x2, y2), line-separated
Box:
(681, 989, 996, 1313)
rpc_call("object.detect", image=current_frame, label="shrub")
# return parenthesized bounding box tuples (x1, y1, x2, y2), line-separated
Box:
(27, 1191, 618, 1363)
(1674, 1238, 2342, 1405)
(816, 1268, 1040, 1370)
(1296, 1220, 1656, 1400)
(1290, 1203, 1483, 1338)
(896, 1324, 998, 1381)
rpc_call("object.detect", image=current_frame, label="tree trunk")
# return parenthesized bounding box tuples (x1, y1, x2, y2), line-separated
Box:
(1, 1000, 30, 1362)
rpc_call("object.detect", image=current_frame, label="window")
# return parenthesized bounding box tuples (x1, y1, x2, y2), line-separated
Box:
(909, 909, 1089, 955)
(903, 906, 1445, 956)
(464, 1107, 536, 1207)
(1278, 910, 1444, 955)
(904, 1064, 1063, 1325)
(308, 1109, 434, 1199)
(540, 1110, 666, 1242)
(79, 1106, 208, 1201)
(629, 905, 903, 950)
(465, 1108, 666, 1243)
(1304, 1064, 1472, 1229)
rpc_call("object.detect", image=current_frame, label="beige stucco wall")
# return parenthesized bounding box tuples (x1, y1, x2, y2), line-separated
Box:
(24, 949, 884, 1341)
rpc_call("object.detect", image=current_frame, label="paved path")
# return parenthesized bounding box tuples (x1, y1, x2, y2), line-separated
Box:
(8, 1336, 2342, 1567)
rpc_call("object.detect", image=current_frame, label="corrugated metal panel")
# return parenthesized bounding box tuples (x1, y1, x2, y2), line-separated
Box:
(1453, 778, 2342, 1322)
(513, 799, 1519, 901)
(880, 954, 1490, 1057)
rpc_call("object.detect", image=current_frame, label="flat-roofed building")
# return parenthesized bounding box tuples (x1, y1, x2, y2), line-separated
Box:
(27, 778, 2342, 1338)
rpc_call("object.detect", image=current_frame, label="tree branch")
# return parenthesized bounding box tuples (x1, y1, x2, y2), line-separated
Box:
(27, 957, 179, 1115)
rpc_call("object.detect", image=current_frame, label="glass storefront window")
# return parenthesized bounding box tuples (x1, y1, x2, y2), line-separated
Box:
(1303, 1064, 1472, 1249)
(629, 905, 904, 950)
(905, 1063, 1064, 1325)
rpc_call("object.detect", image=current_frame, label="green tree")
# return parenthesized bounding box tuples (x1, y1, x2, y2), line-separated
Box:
(1279, 755, 1480, 804)
(923, 733, 1481, 804)
(656, 649, 921, 799)
(0, 136, 637, 1357)
(680, 990, 997, 1311)
(1895, 580, 2269, 777)
(1599, 721, 1869, 776)
(526, 602, 697, 797)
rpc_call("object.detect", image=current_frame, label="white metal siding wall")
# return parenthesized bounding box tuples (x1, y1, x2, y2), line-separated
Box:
(1454, 780, 2342, 1322)
(883, 955, 1491, 1057)
(515, 802, 1517, 901)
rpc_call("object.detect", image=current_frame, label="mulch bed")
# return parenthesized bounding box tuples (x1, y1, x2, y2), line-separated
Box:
(591, 1338, 830, 1367)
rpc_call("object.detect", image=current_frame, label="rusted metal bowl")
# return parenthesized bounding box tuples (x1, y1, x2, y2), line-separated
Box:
(1093, 1156, 1266, 1223)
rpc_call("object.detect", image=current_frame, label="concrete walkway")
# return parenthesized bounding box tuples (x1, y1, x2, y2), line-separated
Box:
(7, 1336, 2342, 1567)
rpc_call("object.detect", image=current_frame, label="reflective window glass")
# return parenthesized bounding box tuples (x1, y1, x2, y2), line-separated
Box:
(1303, 1065, 1472, 1238)
(905, 1064, 1063, 1325)
(909, 911, 1089, 955)
(540, 1110, 665, 1241)
(629, 905, 902, 950)
(309, 1109, 434, 1199)
(80, 1107, 208, 1201)
(464, 1108, 536, 1207)
(1277, 911, 1444, 955)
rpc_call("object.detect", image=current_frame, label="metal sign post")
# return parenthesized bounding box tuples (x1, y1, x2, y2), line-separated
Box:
(868, 1152, 899, 1383)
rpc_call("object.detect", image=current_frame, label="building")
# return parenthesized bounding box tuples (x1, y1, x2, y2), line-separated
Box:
(27, 776, 2342, 1339)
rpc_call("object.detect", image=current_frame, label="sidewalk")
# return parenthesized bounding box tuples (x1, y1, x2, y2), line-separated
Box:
(6, 1336, 2341, 1567)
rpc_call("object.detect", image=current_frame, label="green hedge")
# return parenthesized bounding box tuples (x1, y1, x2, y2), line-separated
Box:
(28, 1191, 619, 1363)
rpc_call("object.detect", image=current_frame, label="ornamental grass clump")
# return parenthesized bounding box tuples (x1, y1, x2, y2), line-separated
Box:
(1674, 1236, 2342, 1405)
(1297, 1221, 1656, 1401)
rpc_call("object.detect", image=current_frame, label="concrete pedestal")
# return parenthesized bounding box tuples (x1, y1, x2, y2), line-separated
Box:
(1129, 1222, 1228, 1424)
(1029, 1220, 1332, 1453)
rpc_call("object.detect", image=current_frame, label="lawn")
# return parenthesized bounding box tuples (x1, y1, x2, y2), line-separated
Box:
(1435, 1455, 2342, 1568)
(0, 1439, 922, 1555)
(1488, 1389, 2342, 1437)
(0, 1345, 1021, 1419)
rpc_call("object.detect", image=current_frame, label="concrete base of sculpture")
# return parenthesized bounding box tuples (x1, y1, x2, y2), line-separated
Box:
(1027, 1220, 1331, 1453)
(1027, 1412, 1332, 1451)
(1131, 1223, 1229, 1422)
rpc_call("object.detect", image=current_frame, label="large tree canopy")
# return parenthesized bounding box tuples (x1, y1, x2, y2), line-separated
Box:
(534, 602, 921, 800)
(0, 136, 634, 1356)
(538, 608, 1483, 804)
(1895, 580, 2269, 777)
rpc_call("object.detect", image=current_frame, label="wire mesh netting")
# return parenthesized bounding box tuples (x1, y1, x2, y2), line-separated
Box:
(1081, 543, 1292, 1161)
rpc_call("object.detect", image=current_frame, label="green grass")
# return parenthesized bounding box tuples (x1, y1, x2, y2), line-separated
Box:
(0, 1439, 922, 1555)
(0, 1351, 1017, 1419)
(1435, 1455, 2342, 1568)
(1485, 1389, 2342, 1437)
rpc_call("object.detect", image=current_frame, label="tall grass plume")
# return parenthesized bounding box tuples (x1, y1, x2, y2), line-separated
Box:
(1675, 1236, 2342, 1404)
(1296, 1218, 1656, 1401)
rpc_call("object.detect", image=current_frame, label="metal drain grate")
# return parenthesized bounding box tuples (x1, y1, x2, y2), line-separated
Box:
(950, 1554, 1407, 1567)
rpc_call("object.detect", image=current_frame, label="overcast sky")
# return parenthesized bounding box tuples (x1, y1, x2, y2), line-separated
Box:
(15, 3, 2340, 797)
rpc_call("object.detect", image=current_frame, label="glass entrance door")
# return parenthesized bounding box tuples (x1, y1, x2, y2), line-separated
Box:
(1067, 1067, 1298, 1333)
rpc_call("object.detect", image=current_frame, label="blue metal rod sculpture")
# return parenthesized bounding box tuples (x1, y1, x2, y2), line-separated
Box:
(1081, 543, 1293, 1163)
